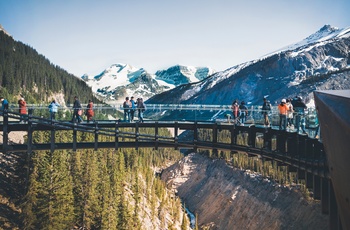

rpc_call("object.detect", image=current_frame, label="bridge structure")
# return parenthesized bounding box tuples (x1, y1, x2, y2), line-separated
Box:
(0, 99, 347, 229)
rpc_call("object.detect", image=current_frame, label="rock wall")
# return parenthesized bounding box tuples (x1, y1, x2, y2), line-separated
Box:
(161, 153, 328, 230)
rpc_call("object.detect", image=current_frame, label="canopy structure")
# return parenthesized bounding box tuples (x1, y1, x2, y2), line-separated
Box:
(314, 90, 350, 230)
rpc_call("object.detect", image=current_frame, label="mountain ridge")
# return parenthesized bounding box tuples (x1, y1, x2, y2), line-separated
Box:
(81, 63, 215, 103)
(147, 25, 350, 106)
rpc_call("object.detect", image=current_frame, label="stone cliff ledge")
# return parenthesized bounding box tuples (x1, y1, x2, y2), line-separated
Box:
(161, 153, 328, 230)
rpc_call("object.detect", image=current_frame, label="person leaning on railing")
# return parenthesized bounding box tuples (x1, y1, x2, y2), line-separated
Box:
(86, 99, 94, 123)
(136, 98, 146, 123)
(292, 96, 307, 134)
(0, 97, 9, 114)
(72, 96, 83, 123)
(18, 97, 27, 123)
(278, 99, 289, 131)
(48, 99, 60, 120)
(261, 97, 271, 126)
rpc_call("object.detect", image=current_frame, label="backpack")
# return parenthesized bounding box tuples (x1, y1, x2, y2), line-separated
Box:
(123, 101, 130, 108)
(263, 102, 271, 111)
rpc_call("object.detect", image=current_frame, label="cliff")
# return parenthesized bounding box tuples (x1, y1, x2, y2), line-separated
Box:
(161, 153, 328, 230)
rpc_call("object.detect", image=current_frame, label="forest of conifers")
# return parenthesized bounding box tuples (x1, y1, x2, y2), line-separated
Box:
(22, 127, 186, 229)
(0, 30, 98, 104)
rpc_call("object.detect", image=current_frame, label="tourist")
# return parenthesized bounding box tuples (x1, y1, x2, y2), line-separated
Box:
(286, 98, 294, 131)
(239, 101, 248, 125)
(130, 96, 136, 122)
(278, 99, 289, 131)
(123, 97, 131, 122)
(293, 96, 307, 134)
(48, 99, 60, 120)
(231, 100, 239, 125)
(137, 98, 146, 123)
(18, 97, 27, 123)
(86, 99, 94, 123)
(0, 97, 9, 113)
(72, 96, 83, 123)
(261, 97, 271, 126)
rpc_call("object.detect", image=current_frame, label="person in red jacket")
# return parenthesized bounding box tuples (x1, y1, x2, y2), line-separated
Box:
(231, 100, 239, 125)
(86, 99, 94, 123)
(18, 97, 27, 123)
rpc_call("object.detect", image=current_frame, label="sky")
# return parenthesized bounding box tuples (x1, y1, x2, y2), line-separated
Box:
(1, 0, 349, 77)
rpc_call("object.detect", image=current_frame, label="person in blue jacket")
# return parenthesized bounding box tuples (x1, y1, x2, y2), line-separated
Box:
(130, 96, 136, 122)
(0, 97, 9, 114)
(48, 99, 60, 120)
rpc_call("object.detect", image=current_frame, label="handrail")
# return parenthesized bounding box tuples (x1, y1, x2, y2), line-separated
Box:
(0, 109, 327, 177)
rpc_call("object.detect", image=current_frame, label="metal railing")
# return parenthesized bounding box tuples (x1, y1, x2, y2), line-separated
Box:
(1, 103, 319, 134)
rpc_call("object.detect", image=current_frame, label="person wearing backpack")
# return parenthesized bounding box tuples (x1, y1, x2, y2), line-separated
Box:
(261, 97, 271, 126)
(239, 101, 248, 125)
(137, 97, 146, 123)
(293, 96, 307, 134)
(123, 97, 132, 122)
(72, 96, 83, 123)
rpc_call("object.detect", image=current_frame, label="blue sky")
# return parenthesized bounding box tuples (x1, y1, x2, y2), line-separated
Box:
(1, 0, 349, 77)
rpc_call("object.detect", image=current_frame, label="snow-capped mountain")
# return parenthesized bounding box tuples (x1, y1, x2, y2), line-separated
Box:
(82, 63, 215, 103)
(155, 65, 215, 85)
(147, 25, 350, 106)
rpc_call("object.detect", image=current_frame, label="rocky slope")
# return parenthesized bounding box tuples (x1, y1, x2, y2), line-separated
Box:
(148, 25, 350, 106)
(161, 153, 328, 230)
(0, 131, 27, 229)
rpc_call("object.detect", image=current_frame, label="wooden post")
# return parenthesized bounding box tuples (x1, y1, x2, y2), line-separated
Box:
(26, 109, 33, 191)
(2, 109, 9, 153)
(50, 129, 55, 153)
(115, 121, 119, 150)
(73, 123, 77, 151)
(321, 177, 330, 214)
(249, 125, 256, 147)
(264, 127, 272, 150)
(313, 175, 321, 200)
(193, 121, 198, 152)
(94, 122, 98, 151)
(305, 172, 313, 189)
(329, 180, 339, 230)
(213, 123, 218, 154)
(230, 124, 236, 154)
(135, 122, 139, 150)
(155, 121, 158, 150)
(174, 121, 178, 150)
(27, 109, 33, 155)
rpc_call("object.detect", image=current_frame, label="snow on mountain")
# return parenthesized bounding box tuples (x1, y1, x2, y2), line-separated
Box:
(264, 25, 350, 58)
(147, 25, 350, 106)
(0, 24, 11, 37)
(155, 65, 215, 85)
(82, 63, 215, 103)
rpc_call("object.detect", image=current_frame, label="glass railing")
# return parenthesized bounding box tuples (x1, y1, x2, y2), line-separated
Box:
(1, 103, 319, 129)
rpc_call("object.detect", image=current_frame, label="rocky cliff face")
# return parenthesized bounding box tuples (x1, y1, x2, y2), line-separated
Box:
(161, 153, 328, 230)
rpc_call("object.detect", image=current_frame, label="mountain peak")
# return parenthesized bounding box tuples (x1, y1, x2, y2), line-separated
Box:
(319, 24, 338, 33)
(304, 24, 341, 43)
(0, 24, 11, 37)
